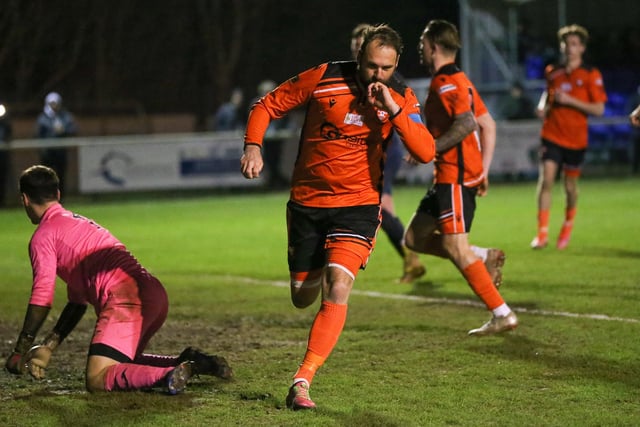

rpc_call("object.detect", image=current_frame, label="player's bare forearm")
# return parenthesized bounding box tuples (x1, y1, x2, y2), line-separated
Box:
(436, 112, 475, 153)
(554, 92, 604, 116)
(477, 112, 497, 177)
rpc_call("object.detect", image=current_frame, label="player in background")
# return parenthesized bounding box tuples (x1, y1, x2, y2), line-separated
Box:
(241, 24, 436, 410)
(404, 19, 518, 336)
(350, 23, 426, 283)
(5, 165, 233, 393)
(531, 24, 607, 250)
(629, 103, 640, 127)
(353, 23, 504, 287)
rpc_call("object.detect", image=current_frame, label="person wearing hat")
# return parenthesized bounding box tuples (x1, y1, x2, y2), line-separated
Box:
(36, 92, 77, 193)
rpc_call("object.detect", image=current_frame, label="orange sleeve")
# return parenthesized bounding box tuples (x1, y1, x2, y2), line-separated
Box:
(243, 103, 271, 147)
(391, 89, 436, 164)
(244, 64, 327, 146)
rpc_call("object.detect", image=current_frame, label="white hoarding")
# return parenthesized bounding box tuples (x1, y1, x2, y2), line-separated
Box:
(79, 133, 262, 193)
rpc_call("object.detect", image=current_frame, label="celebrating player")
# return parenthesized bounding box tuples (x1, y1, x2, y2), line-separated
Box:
(241, 24, 436, 410)
(531, 24, 607, 250)
(404, 19, 518, 336)
(350, 22, 426, 283)
(5, 165, 232, 393)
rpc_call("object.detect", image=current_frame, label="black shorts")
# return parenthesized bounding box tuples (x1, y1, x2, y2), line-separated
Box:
(416, 183, 477, 234)
(540, 139, 586, 174)
(286, 201, 380, 274)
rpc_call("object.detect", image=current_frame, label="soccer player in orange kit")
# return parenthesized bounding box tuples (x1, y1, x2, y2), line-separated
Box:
(404, 19, 518, 336)
(241, 24, 436, 410)
(531, 24, 607, 250)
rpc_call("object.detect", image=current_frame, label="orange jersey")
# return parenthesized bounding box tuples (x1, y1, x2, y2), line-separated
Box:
(245, 61, 435, 207)
(541, 63, 607, 150)
(423, 63, 488, 186)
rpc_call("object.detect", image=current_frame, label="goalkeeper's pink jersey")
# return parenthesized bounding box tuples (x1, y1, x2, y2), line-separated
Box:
(28, 203, 153, 310)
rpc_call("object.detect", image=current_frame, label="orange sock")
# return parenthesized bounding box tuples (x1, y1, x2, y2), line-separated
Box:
(293, 301, 348, 385)
(563, 207, 577, 227)
(566, 207, 577, 221)
(559, 207, 576, 239)
(462, 260, 505, 310)
(537, 209, 550, 240)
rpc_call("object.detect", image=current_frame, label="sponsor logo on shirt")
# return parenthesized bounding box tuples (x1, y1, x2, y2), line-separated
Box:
(321, 122, 367, 146)
(344, 112, 364, 126)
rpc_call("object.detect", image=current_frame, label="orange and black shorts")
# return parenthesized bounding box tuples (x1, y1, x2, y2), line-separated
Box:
(540, 138, 586, 177)
(286, 201, 380, 278)
(416, 183, 477, 234)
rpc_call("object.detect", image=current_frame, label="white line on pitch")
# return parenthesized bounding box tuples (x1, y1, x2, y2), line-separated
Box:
(230, 275, 640, 324)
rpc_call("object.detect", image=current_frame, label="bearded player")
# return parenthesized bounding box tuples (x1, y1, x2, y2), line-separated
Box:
(241, 24, 436, 410)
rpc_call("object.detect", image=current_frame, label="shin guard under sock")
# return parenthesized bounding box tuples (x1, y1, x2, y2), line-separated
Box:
(462, 260, 505, 310)
(293, 301, 347, 385)
(103, 363, 173, 391)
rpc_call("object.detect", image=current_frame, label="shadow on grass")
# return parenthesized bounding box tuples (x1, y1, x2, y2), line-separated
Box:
(8, 388, 199, 426)
(467, 334, 640, 388)
(407, 279, 543, 312)
(408, 278, 546, 312)
(570, 246, 640, 259)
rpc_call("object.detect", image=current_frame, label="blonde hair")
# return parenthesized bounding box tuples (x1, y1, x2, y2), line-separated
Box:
(558, 24, 589, 45)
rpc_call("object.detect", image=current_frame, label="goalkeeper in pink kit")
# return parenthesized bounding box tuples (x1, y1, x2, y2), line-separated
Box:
(5, 165, 232, 393)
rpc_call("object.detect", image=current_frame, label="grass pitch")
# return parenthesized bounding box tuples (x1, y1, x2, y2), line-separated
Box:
(1, 178, 639, 426)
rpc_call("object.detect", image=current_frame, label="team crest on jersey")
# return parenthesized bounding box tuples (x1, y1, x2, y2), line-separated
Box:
(561, 82, 572, 91)
(344, 112, 364, 126)
(376, 110, 388, 121)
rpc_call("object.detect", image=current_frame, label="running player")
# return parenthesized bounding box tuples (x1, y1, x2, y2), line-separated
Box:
(404, 19, 518, 336)
(241, 24, 436, 410)
(350, 22, 426, 283)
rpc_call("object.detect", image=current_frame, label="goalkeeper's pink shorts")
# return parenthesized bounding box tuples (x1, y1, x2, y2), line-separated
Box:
(91, 274, 168, 361)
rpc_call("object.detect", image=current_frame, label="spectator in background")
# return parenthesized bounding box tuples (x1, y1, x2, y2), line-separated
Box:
(0, 100, 12, 207)
(531, 24, 607, 250)
(496, 81, 536, 121)
(36, 92, 77, 193)
(351, 22, 425, 283)
(212, 87, 244, 131)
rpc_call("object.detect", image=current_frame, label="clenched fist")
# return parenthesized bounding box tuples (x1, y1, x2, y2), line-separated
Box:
(23, 345, 53, 380)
